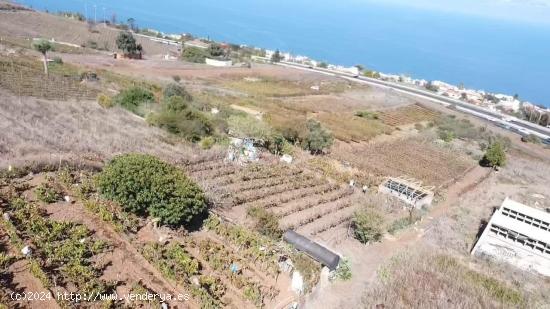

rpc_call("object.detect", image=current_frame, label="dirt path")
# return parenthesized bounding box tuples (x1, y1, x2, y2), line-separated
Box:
(304, 165, 492, 309)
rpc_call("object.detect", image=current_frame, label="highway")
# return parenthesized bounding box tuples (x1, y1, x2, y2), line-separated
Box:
(276, 61, 550, 141)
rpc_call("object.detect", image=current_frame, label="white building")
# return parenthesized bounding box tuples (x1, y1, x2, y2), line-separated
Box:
(205, 58, 232, 67)
(471, 198, 550, 277)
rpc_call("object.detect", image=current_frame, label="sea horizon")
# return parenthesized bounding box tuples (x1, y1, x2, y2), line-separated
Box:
(15, 0, 550, 108)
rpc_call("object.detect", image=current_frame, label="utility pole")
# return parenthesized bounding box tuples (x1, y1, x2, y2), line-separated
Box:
(103, 7, 106, 27)
(93, 5, 97, 24)
(84, 1, 88, 21)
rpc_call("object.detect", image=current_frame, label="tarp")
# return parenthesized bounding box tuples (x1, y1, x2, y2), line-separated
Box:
(283, 230, 340, 270)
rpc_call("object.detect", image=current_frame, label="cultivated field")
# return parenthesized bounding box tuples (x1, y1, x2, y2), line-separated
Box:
(0, 56, 98, 100)
(0, 169, 300, 308)
(330, 137, 475, 187)
(378, 103, 440, 126)
(184, 158, 361, 244)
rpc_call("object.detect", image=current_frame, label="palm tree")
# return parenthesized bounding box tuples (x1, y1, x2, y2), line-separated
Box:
(33, 40, 53, 76)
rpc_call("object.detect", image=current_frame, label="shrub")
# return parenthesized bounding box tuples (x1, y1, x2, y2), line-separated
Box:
(247, 207, 282, 239)
(113, 87, 155, 114)
(35, 182, 62, 203)
(200, 136, 215, 149)
(292, 252, 320, 293)
(182, 47, 209, 63)
(481, 141, 506, 168)
(97, 93, 113, 108)
(163, 83, 192, 101)
(172, 75, 181, 82)
(414, 123, 424, 131)
(164, 95, 188, 112)
(52, 56, 63, 64)
(333, 257, 352, 281)
(96, 154, 207, 226)
(303, 119, 333, 154)
(227, 114, 273, 141)
(352, 209, 384, 244)
(147, 109, 213, 142)
(438, 129, 455, 142)
(521, 134, 541, 144)
(355, 111, 379, 120)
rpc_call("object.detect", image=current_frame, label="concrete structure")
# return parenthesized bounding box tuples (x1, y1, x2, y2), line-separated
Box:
(378, 177, 434, 208)
(471, 198, 550, 277)
(205, 58, 232, 67)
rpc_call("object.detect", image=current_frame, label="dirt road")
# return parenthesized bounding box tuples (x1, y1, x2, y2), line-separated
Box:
(304, 165, 492, 309)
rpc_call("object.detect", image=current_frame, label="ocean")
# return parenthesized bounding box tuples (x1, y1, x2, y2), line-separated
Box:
(16, 0, 550, 107)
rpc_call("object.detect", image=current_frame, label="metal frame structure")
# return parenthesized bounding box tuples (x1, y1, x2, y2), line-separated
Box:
(378, 176, 435, 208)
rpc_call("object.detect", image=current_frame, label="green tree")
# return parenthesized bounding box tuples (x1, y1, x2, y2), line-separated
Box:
(127, 17, 137, 32)
(425, 81, 439, 92)
(317, 62, 328, 69)
(303, 119, 333, 154)
(482, 141, 506, 169)
(116, 31, 142, 55)
(33, 39, 53, 75)
(208, 43, 225, 58)
(96, 154, 207, 227)
(271, 49, 282, 62)
(352, 209, 384, 244)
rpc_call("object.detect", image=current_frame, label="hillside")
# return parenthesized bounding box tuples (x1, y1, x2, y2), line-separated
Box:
(0, 5, 549, 309)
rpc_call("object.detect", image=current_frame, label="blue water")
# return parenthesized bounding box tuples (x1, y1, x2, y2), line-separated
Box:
(17, 0, 550, 107)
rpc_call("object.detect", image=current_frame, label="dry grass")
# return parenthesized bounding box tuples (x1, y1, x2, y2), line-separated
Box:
(315, 112, 393, 143)
(363, 249, 544, 308)
(0, 89, 218, 169)
(0, 9, 177, 56)
(224, 77, 347, 98)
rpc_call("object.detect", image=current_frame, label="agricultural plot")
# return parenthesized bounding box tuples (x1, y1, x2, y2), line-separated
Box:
(0, 168, 304, 308)
(330, 138, 474, 187)
(378, 103, 440, 126)
(185, 158, 361, 242)
(0, 57, 98, 100)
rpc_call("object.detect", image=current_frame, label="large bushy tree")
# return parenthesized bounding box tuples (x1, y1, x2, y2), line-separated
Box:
(96, 154, 207, 226)
(116, 31, 142, 55)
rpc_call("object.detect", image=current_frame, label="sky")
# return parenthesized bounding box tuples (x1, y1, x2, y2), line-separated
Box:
(367, 0, 550, 26)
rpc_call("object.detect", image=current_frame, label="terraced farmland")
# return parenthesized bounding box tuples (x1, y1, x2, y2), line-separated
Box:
(185, 158, 360, 241)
